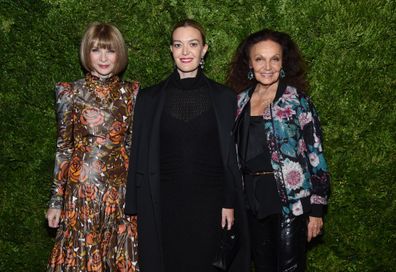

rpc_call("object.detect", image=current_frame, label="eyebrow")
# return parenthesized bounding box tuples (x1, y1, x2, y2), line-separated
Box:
(172, 39, 200, 43)
(253, 53, 281, 57)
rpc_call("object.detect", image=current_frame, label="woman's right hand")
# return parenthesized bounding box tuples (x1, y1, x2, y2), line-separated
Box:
(46, 208, 61, 228)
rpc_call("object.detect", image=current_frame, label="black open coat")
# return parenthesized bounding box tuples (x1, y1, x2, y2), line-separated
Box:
(125, 73, 250, 272)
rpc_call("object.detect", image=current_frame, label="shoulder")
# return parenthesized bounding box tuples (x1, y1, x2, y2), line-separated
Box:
(122, 79, 140, 91)
(281, 85, 317, 114)
(281, 85, 310, 103)
(205, 77, 237, 104)
(122, 79, 140, 97)
(139, 78, 169, 97)
(236, 86, 254, 111)
(54, 80, 80, 99)
(206, 77, 234, 93)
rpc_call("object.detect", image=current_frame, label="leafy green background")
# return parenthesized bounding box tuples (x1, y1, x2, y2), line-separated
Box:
(1, 0, 395, 271)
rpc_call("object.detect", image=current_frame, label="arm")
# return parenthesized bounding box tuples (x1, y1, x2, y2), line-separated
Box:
(221, 93, 240, 230)
(301, 97, 330, 215)
(124, 81, 140, 155)
(300, 96, 330, 240)
(47, 82, 75, 227)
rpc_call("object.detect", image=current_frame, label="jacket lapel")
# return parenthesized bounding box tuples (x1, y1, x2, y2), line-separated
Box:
(207, 81, 231, 167)
(147, 79, 168, 224)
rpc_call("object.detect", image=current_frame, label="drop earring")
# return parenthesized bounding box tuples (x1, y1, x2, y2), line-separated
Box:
(247, 68, 254, 80)
(200, 58, 205, 69)
(280, 68, 286, 78)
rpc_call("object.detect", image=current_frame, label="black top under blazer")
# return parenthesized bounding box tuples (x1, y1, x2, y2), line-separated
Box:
(124, 72, 250, 272)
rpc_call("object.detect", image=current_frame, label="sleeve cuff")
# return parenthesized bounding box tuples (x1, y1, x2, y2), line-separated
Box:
(222, 190, 236, 208)
(309, 204, 324, 217)
(48, 196, 63, 209)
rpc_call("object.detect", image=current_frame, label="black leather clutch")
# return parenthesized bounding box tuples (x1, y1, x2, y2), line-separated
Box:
(212, 225, 240, 271)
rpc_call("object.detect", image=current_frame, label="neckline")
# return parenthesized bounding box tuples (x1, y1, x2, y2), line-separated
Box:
(85, 73, 121, 103)
(169, 68, 205, 90)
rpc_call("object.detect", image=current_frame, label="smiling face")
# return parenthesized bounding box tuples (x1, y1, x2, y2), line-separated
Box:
(249, 40, 283, 87)
(170, 26, 208, 79)
(89, 44, 117, 78)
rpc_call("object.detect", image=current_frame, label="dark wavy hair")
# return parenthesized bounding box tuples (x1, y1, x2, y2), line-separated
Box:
(226, 29, 308, 93)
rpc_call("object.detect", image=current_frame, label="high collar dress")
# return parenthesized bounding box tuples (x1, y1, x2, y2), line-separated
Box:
(48, 73, 139, 272)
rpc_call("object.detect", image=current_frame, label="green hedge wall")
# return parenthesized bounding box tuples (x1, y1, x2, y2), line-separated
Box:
(1, 0, 395, 271)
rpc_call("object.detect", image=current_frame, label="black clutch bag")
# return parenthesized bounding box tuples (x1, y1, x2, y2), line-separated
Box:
(212, 225, 240, 271)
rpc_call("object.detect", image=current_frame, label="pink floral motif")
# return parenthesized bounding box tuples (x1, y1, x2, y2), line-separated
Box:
(311, 194, 327, 205)
(297, 139, 307, 154)
(273, 105, 295, 120)
(298, 112, 312, 129)
(282, 159, 304, 190)
(280, 87, 297, 102)
(271, 152, 280, 162)
(291, 201, 303, 216)
(309, 153, 320, 167)
(314, 133, 322, 151)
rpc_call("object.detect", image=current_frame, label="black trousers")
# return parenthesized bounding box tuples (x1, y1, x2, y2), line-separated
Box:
(247, 211, 307, 272)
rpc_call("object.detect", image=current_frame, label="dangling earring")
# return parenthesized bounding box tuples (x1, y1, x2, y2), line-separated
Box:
(247, 68, 254, 80)
(200, 58, 205, 69)
(280, 68, 286, 78)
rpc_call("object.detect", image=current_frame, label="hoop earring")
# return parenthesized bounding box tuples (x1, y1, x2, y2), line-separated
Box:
(200, 58, 205, 69)
(280, 68, 286, 78)
(247, 69, 254, 80)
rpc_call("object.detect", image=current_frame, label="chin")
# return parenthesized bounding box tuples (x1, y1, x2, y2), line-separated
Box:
(177, 66, 199, 73)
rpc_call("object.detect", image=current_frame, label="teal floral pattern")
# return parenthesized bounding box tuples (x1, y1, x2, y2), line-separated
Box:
(236, 85, 330, 216)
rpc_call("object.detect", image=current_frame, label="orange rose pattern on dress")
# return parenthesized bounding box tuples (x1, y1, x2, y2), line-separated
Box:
(48, 74, 139, 272)
(109, 121, 126, 144)
(80, 107, 105, 127)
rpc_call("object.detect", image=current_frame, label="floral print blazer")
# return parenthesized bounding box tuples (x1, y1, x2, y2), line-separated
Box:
(235, 82, 330, 217)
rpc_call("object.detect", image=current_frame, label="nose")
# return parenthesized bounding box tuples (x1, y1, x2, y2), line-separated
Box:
(182, 45, 189, 55)
(99, 51, 107, 62)
(264, 60, 271, 70)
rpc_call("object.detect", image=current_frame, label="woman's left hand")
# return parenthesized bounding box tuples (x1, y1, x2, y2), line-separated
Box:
(221, 208, 234, 230)
(307, 216, 323, 242)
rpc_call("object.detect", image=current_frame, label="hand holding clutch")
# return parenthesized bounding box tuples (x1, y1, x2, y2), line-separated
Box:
(212, 225, 240, 271)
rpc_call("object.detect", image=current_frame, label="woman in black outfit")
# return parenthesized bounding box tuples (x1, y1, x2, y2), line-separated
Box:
(125, 19, 249, 272)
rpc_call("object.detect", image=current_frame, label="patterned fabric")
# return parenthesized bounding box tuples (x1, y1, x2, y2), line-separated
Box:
(236, 85, 330, 216)
(47, 73, 140, 272)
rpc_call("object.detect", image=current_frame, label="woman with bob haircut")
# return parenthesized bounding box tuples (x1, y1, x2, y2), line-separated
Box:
(46, 22, 139, 272)
(227, 29, 330, 271)
(125, 19, 249, 272)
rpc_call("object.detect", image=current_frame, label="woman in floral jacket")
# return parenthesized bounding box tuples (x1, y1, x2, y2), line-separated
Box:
(227, 29, 330, 271)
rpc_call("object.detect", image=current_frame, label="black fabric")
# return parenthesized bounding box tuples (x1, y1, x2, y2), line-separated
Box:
(245, 116, 272, 168)
(159, 71, 225, 272)
(243, 116, 282, 219)
(247, 211, 307, 272)
(124, 71, 250, 272)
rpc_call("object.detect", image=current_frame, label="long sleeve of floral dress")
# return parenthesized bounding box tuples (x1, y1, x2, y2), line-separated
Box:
(124, 81, 139, 156)
(48, 82, 74, 209)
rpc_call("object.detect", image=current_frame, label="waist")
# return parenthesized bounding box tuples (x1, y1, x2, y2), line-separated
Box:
(242, 169, 274, 176)
(242, 171, 274, 176)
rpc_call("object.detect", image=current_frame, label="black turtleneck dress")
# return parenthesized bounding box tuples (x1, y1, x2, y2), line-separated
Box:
(159, 71, 224, 272)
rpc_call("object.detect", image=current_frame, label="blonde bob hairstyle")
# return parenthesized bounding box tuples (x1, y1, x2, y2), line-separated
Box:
(80, 22, 128, 75)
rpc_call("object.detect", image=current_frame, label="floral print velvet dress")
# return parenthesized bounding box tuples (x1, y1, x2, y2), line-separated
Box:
(48, 74, 139, 272)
